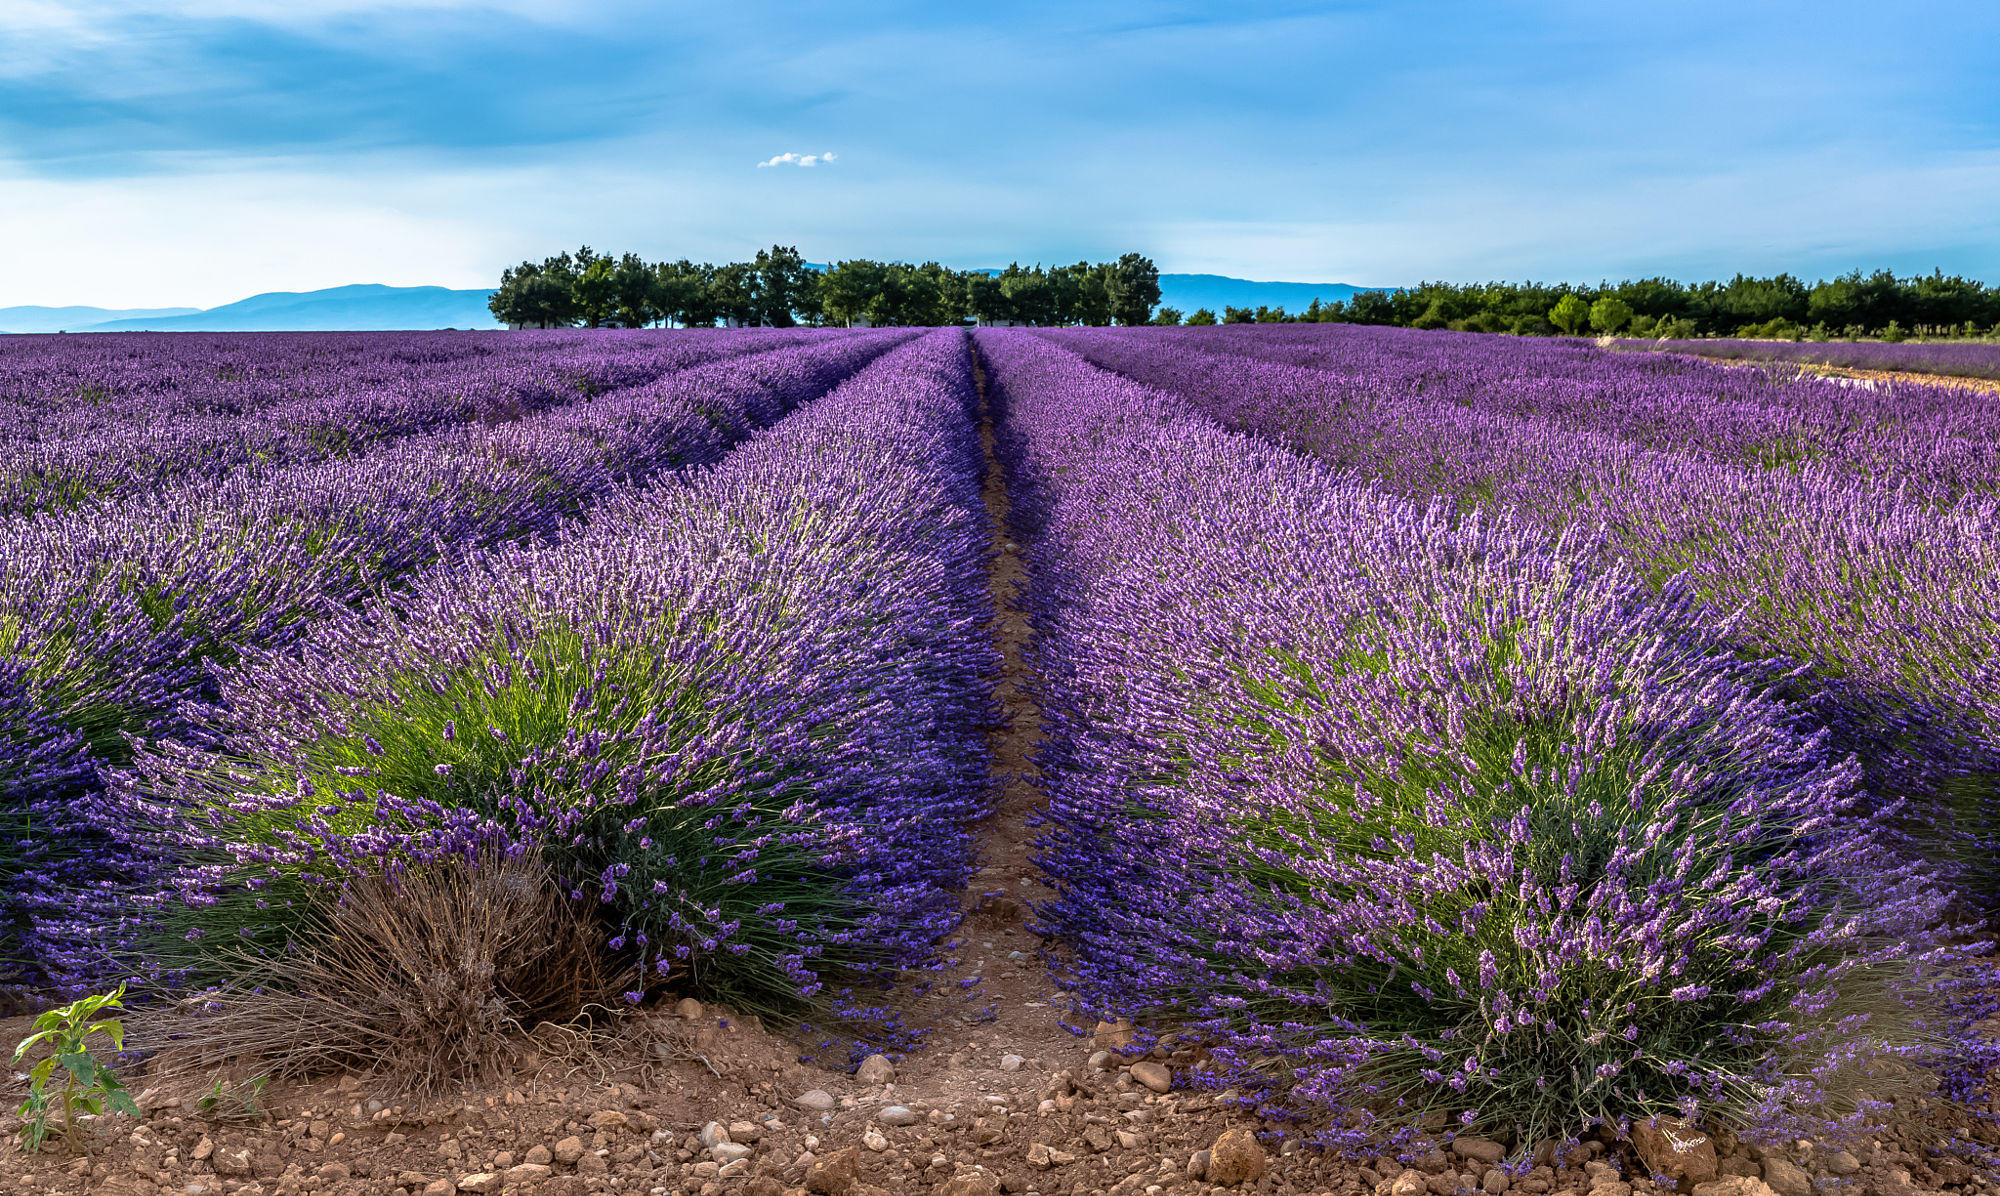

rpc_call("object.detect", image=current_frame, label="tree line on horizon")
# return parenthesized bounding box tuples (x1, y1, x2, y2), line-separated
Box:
(492, 252, 2000, 341)
(1216, 269, 2000, 340)
(487, 246, 1162, 329)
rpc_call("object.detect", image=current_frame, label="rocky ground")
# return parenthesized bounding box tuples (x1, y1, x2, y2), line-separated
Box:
(4, 985, 1994, 1196)
(4, 350, 1997, 1196)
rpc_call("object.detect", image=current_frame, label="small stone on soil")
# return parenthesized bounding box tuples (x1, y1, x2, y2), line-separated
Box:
(1205, 1128, 1267, 1187)
(856, 1054, 898, 1085)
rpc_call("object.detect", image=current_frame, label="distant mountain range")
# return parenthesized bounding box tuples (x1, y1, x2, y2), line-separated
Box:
(68, 285, 501, 332)
(0, 304, 204, 333)
(0, 275, 1382, 333)
(1155, 274, 1374, 316)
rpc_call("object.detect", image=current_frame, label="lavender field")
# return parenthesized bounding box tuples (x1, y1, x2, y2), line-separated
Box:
(4, 325, 1997, 1165)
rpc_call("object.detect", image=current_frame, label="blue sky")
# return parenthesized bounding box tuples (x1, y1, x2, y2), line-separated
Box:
(1, 0, 1996, 307)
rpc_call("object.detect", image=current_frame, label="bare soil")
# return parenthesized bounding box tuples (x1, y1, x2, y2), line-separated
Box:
(1789, 364, 2000, 395)
(1661, 349, 2000, 396)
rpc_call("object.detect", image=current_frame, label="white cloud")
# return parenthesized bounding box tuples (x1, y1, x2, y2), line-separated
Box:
(0, 160, 507, 308)
(756, 151, 837, 168)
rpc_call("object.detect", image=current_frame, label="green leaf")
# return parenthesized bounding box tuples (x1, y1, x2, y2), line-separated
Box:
(11, 1038, 42, 1066)
(28, 1057, 55, 1088)
(86, 1020, 126, 1053)
(57, 1052, 100, 1087)
(105, 1089, 140, 1117)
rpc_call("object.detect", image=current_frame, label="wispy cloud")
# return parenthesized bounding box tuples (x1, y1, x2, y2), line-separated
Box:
(757, 151, 836, 168)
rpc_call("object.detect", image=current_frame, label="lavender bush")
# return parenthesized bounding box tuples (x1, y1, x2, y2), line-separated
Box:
(109, 329, 995, 1017)
(978, 328, 1985, 1153)
(1045, 326, 2000, 900)
(1, 329, 911, 990)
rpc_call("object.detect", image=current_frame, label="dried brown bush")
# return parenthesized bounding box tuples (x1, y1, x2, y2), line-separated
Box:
(136, 851, 632, 1094)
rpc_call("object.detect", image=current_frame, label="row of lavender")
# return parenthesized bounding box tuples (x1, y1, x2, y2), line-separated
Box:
(979, 327, 1992, 1154)
(0, 330, 823, 517)
(89, 327, 995, 1030)
(0, 330, 695, 425)
(2, 328, 916, 989)
(1044, 325, 2000, 888)
(1048, 324, 2000, 501)
(1617, 337, 2000, 382)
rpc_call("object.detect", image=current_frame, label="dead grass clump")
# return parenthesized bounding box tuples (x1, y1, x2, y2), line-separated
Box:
(137, 851, 632, 1094)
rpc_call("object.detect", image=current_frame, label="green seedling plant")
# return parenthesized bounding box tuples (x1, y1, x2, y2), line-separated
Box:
(10, 985, 140, 1153)
(197, 1077, 269, 1124)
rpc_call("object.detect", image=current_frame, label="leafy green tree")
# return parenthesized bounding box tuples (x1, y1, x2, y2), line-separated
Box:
(1105, 253, 1162, 325)
(907, 262, 970, 325)
(1610, 277, 1692, 324)
(1222, 306, 1255, 324)
(1703, 272, 1807, 330)
(999, 264, 1055, 326)
(709, 261, 758, 326)
(822, 260, 888, 326)
(1453, 311, 1510, 334)
(1548, 294, 1591, 335)
(1908, 268, 1989, 328)
(570, 247, 620, 328)
(1346, 291, 1401, 324)
(487, 259, 578, 328)
(1044, 267, 1082, 326)
(965, 270, 1010, 325)
(866, 264, 916, 326)
(793, 269, 828, 325)
(1255, 305, 1289, 324)
(612, 252, 660, 327)
(752, 245, 815, 328)
(1186, 307, 1217, 325)
(1060, 262, 1113, 326)
(1589, 295, 1634, 335)
(658, 260, 720, 327)
(1150, 307, 1183, 326)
